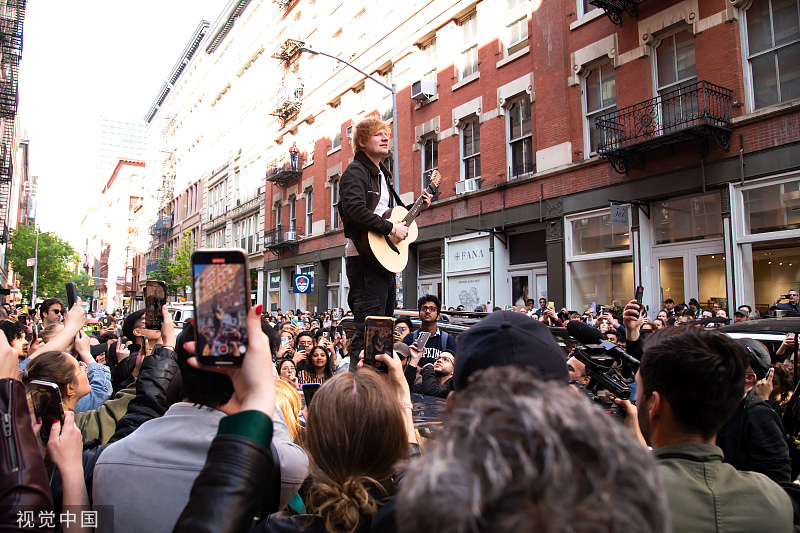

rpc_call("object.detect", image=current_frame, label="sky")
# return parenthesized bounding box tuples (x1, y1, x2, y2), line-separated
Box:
(18, 0, 229, 251)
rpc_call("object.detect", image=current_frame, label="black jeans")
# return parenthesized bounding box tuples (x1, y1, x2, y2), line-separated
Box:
(346, 255, 395, 371)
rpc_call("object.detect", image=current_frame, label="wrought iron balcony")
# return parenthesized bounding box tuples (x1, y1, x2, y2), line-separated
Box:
(269, 86, 302, 125)
(264, 225, 301, 256)
(595, 80, 732, 175)
(271, 25, 305, 61)
(149, 215, 172, 237)
(589, 0, 646, 26)
(266, 155, 304, 188)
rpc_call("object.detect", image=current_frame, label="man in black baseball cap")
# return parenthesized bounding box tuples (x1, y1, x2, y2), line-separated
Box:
(448, 311, 568, 410)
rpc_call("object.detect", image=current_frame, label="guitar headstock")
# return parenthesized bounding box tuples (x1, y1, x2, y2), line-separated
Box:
(427, 170, 441, 193)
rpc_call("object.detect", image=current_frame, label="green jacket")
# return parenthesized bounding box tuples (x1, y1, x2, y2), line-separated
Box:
(74, 383, 135, 444)
(654, 443, 793, 533)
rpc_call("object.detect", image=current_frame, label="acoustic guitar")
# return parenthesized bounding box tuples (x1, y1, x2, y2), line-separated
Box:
(357, 171, 441, 273)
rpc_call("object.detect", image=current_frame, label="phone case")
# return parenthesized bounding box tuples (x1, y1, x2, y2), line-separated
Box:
(192, 249, 250, 366)
(364, 316, 394, 373)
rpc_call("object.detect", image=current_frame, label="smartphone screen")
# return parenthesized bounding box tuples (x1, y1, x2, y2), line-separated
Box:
(322, 331, 331, 341)
(192, 249, 250, 366)
(65, 282, 78, 311)
(364, 316, 394, 373)
(30, 380, 65, 446)
(144, 281, 167, 330)
(303, 383, 322, 406)
(547, 301, 554, 310)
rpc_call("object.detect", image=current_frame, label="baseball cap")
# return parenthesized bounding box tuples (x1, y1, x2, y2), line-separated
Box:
(734, 309, 748, 317)
(736, 338, 770, 381)
(393, 342, 410, 360)
(452, 311, 568, 391)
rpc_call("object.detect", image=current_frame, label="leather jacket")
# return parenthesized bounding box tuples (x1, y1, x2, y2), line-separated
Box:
(0, 378, 54, 531)
(339, 151, 396, 244)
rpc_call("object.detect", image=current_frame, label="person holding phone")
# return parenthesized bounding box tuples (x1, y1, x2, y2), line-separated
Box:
(402, 295, 457, 369)
(775, 289, 800, 313)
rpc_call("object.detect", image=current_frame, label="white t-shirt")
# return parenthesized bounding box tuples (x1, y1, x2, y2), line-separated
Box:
(345, 168, 389, 257)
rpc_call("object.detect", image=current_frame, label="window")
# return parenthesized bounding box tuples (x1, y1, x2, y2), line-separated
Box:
(745, 0, 800, 109)
(579, 0, 598, 17)
(422, 136, 438, 195)
(331, 103, 342, 150)
(236, 166, 260, 205)
(584, 63, 616, 155)
(276, 203, 282, 234)
(655, 30, 697, 132)
(306, 139, 315, 166)
(505, 0, 528, 56)
(305, 188, 313, 233)
(461, 118, 481, 180)
(742, 179, 800, 234)
(235, 216, 257, 253)
(653, 192, 723, 244)
(422, 40, 437, 82)
(206, 229, 225, 248)
(290, 196, 297, 231)
(570, 211, 630, 256)
(331, 177, 341, 229)
(507, 98, 533, 177)
(460, 13, 479, 79)
(209, 180, 227, 220)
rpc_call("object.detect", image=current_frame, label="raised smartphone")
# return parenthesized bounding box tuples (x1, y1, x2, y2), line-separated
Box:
(415, 331, 431, 350)
(364, 316, 394, 373)
(144, 280, 167, 330)
(65, 282, 78, 311)
(302, 383, 322, 406)
(635, 285, 644, 311)
(30, 380, 65, 446)
(192, 249, 250, 366)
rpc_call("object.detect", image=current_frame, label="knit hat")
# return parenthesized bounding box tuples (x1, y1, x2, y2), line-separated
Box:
(452, 311, 568, 391)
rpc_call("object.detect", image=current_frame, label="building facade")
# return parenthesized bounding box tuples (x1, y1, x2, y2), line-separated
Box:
(140, 0, 800, 317)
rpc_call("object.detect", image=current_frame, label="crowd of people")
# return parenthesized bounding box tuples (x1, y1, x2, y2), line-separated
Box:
(1, 288, 798, 532)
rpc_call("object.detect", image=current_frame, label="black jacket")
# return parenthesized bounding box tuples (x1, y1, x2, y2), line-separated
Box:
(0, 378, 54, 532)
(717, 388, 791, 483)
(411, 365, 453, 399)
(339, 151, 397, 244)
(174, 432, 399, 533)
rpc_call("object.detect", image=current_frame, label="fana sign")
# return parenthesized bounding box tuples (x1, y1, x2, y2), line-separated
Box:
(293, 273, 312, 294)
(447, 236, 491, 273)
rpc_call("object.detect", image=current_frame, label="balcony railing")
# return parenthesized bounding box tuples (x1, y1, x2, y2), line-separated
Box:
(271, 24, 305, 61)
(149, 215, 172, 237)
(264, 225, 301, 256)
(508, 160, 535, 180)
(269, 87, 302, 123)
(589, 0, 647, 26)
(266, 155, 304, 188)
(595, 80, 732, 174)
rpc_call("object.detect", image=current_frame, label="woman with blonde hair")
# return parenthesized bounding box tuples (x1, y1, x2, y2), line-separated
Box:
(274, 378, 303, 445)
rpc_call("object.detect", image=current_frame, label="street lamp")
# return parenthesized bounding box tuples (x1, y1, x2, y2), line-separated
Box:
(298, 47, 400, 191)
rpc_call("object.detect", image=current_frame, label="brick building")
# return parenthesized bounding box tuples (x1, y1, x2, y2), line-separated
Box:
(142, 0, 799, 317)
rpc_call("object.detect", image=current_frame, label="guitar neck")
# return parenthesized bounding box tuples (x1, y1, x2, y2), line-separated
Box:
(401, 186, 434, 226)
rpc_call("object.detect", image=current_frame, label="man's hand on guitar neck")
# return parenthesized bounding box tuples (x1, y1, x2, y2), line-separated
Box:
(390, 222, 409, 241)
(420, 189, 433, 210)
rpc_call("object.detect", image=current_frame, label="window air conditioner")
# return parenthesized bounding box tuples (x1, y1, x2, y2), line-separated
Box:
(411, 80, 437, 101)
(455, 178, 480, 195)
(284, 230, 297, 241)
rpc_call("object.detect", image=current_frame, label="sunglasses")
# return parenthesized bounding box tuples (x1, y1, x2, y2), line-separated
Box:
(50, 309, 63, 315)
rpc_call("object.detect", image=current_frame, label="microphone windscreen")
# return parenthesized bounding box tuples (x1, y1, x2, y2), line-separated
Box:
(567, 320, 604, 345)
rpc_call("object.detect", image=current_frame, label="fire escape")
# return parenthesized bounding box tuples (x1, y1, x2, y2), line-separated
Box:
(589, 0, 647, 26)
(0, 0, 25, 244)
(269, 24, 305, 128)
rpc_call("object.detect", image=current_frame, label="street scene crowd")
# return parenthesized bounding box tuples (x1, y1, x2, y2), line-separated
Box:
(0, 289, 799, 532)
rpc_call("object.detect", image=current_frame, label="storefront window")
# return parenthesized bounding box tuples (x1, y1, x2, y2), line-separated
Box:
(746, 243, 800, 315)
(653, 192, 722, 244)
(568, 258, 633, 312)
(268, 271, 280, 312)
(743, 180, 800, 234)
(297, 265, 315, 313)
(509, 230, 546, 264)
(697, 254, 727, 310)
(570, 214, 629, 256)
